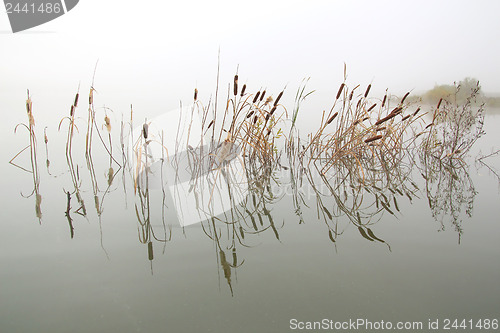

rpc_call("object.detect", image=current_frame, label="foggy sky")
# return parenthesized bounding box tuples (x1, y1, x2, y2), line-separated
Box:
(1, 0, 500, 121)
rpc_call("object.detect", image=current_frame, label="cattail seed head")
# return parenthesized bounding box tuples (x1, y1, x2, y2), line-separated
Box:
(240, 84, 246, 96)
(273, 91, 283, 106)
(336, 83, 345, 100)
(364, 135, 383, 143)
(413, 107, 421, 116)
(356, 100, 362, 109)
(142, 123, 149, 139)
(381, 94, 387, 108)
(194, 88, 198, 101)
(207, 119, 214, 129)
(390, 106, 403, 115)
(253, 91, 261, 103)
(74, 93, 79, 107)
(375, 113, 397, 126)
(260, 90, 266, 102)
(364, 84, 371, 98)
(233, 75, 239, 96)
(437, 98, 443, 109)
(326, 112, 338, 125)
(367, 103, 377, 112)
(401, 92, 410, 104)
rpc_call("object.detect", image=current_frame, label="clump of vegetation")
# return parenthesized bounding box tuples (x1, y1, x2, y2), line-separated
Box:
(419, 77, 500, 109)
(10, 67, 489, 285)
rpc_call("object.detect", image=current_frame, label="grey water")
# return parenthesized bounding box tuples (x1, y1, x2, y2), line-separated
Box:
(1, 102, 499, 333)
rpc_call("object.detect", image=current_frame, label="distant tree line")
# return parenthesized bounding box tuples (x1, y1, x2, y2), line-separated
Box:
(417, 78, 500, 108)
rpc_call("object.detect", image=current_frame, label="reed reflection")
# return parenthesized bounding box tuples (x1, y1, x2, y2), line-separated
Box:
(10, 72, 489, 294)
(10, 91, 42, 223)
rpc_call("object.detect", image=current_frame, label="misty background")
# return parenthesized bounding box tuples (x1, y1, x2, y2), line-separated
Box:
(1, 0, 500, 125)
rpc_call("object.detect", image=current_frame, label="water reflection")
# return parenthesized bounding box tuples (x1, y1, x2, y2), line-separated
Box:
(10, 77, 489, 293)
(10, 91, 42, 222)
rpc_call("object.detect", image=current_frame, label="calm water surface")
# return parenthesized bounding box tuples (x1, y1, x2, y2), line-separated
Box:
(1, 100, 499, 333)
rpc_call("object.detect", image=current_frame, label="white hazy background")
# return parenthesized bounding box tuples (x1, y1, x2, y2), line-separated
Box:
(1, 0, 500, 124)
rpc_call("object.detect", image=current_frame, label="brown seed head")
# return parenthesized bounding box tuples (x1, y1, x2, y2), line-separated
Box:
(253, 91, 261, 104)
(336, 83, 345, 100)
(364, 135, 383, 143)
(401, 92, 410, 104)
(326, 112, 338, 125)
(233, 75, 239, 96)
(74, 93, 79, 107)
(260, 90, 266, 102)
(364, 84, 371, 98)
(437, 98, 443, 109)
(273, 91, 283, 106)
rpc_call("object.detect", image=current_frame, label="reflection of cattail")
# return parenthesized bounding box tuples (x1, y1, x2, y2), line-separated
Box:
(104, 116, 111, 133)
(148, 241, 154, 261)
(142, 123, 148, 139)
(74, 93, 79, 107)
(365, 135, 383, 143)
(240, 84, 246, 96)
(253, 91, 261, 103)
(26, 92, 35, 126)
(364, 84, 371, 98)
(336, 83, 345, 100)
(233, 75, 238, 96)
(326, 112, 338, 125)
(89, 88, 94, 105)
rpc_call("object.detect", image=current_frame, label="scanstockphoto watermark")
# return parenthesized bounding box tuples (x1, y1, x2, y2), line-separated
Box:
(3, 0, 79, 33)
(289, 318, 499, 331)
(289, 318, 424, 331)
